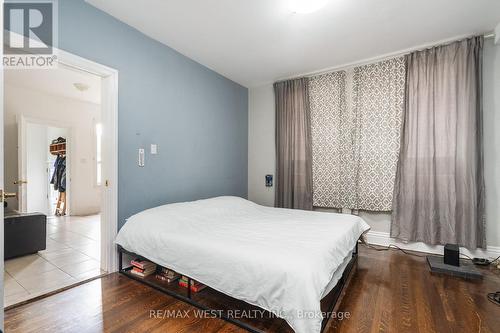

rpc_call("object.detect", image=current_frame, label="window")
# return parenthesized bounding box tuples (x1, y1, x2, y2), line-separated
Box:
(309, 57, 406, 211)
(95, 123, 102, 186)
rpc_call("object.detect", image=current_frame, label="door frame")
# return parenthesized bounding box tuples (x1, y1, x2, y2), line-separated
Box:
(1, 0, 5, 326)
(17, 116, 73, 215)
(55, 49, 119, 273)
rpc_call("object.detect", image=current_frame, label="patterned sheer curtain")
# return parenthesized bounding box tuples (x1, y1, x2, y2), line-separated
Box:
(353, 58, 406, 210)
(309, 72, 347, 208)
(310, 57, 406, 211)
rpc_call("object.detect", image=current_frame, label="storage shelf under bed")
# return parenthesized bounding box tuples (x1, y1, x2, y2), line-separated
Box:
(118, 244, 358, 333)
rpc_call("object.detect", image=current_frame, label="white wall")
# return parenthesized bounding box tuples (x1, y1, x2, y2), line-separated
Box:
(4, 84, 102, 216)
(248, 85, 276, 206)
(248, 39, 500, 247)
(483, 38, 500, 247)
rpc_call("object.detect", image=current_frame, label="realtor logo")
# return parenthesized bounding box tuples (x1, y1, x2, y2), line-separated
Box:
(3, 0, 58, 68)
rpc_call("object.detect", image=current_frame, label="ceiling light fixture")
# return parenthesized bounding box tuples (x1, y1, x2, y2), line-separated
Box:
(73, 82, 90, 92)
(290, 0, 329, 14)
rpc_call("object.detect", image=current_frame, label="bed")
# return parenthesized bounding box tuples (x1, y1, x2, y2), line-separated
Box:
(115, 196, 370, 333)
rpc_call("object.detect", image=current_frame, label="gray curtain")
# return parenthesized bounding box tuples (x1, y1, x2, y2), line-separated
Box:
(391, 36, 485, 249)
(274, 78, 313, 210)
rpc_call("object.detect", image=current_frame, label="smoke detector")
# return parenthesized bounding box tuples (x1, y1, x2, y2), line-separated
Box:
(73, 82, 90, 92)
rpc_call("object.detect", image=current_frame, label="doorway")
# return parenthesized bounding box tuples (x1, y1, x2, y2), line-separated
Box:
(46, 128, 69, 216)
(21, 122, 71, 217)
(3, 51, 118, 308)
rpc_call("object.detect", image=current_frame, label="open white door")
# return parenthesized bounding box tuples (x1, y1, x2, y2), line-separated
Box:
(16, 117, 71, 216)
(0, 76, 4, 328)
(16, 115, 28, 213)
(1, 0, 5, 327)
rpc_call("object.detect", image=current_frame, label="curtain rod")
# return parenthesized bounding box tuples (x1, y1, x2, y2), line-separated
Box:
(276, 32, 494, 83)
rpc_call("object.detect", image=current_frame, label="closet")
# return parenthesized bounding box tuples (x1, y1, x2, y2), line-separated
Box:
(49, 137, 67, 216)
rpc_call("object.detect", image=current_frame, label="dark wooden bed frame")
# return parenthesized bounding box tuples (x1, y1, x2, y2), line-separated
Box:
(118, 242, 358, 333)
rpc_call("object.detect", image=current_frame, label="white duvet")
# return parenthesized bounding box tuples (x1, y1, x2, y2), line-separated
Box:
(115, 196, 370, 333)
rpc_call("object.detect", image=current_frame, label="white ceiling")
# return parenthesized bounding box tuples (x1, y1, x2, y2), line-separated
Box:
(5, 65, 102, 104)
(86, 0, 500, 87)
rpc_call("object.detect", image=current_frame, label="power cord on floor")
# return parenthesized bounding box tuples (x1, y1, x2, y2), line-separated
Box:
(487, 292, 500, 306)
(487, 255, 500, 307)
(360, 239, 500, 309)
(359, 238, 476, 261)
(488, 255, 500, 266)
(360, 241, 428, 258)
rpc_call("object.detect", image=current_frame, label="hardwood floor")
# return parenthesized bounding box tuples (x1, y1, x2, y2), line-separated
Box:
(5, 246, 500, 333)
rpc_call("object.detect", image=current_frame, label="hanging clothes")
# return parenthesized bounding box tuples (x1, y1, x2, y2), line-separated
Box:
(50, 155, 66, 193)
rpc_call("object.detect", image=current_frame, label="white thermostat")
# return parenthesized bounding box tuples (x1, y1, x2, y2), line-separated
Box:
(138, 148, 145, 167)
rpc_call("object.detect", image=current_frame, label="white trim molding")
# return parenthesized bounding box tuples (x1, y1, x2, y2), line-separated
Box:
(3, 32, 119, 273)
(56, 50, 119, 273)
(365, 231, 500, 260)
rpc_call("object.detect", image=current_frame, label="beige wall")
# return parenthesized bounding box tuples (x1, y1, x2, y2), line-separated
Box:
(4, 84, 101, 216)
(248, 39, 500, 247)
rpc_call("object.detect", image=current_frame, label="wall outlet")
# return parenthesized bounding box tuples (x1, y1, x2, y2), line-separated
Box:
(151, 144, 158, 155)
(265, 175, 273, 187)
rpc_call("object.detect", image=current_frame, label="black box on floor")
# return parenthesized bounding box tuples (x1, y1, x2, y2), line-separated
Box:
(444, 243, 460, 267)
(427, 256, 482, 279)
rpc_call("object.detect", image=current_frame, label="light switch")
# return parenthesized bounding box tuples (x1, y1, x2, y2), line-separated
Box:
(151, 144, 158, 155)
(138, 148, 145, 167)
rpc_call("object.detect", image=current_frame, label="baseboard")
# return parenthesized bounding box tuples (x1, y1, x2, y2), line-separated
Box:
(365, 230, 500, 260)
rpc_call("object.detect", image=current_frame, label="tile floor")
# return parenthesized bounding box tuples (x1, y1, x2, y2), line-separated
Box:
(4, 214, 106, 307)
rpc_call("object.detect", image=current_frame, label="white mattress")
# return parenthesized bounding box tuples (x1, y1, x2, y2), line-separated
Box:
(115, 196, 370, 333)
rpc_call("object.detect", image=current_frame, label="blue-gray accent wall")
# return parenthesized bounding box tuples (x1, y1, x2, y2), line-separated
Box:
(58, 0, 248, 229)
